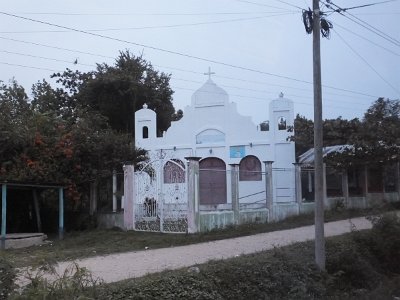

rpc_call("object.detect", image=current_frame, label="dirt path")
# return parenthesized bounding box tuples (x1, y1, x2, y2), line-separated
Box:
(17, 217, 372, 285)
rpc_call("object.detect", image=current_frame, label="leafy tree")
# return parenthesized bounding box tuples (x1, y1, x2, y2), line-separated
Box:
(52, 51, 176, 136)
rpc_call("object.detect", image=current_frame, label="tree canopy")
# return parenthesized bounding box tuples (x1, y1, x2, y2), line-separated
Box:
(0, 51, 180, 208)
(292, 98, 400, 168)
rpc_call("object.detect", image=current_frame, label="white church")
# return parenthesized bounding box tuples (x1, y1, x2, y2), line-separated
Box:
(134, 72, 296, 210)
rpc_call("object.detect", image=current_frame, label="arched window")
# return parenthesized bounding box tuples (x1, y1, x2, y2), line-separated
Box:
(164, 159, 185, 183)
(278, 116, 287, 130)
(142, 126, 149, 139)
(239, 155, 262, 181)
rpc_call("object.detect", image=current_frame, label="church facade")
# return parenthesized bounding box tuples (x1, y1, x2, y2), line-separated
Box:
(134, 76, 296, 209)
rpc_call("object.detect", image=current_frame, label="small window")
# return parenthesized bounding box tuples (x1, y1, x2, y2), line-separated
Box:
(142, 126, 149, 139)
(260, 121, 269, 131)
(278, 117, 287, 130)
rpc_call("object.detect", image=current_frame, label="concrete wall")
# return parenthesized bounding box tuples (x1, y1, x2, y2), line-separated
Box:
(97, 212, 124, 229)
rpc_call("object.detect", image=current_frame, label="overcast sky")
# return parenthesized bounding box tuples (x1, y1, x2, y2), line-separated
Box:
(1, 0, 399, 124)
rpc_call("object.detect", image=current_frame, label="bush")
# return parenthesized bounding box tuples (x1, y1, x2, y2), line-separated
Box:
(0, 257, 15, 300)
(367, 213, 400, 273)
(326, 239, 381, 290)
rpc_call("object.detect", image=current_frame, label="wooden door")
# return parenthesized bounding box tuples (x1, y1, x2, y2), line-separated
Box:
(199, 158, 227, 205)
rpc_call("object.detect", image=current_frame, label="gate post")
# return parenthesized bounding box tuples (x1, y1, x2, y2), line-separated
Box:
(341, 169, 349, 208)
(293, 163, 303, 205)
(263, 161, 274, 222)
(123, 164, 135, 230)
(112, 169, 117, 213)
(185, 157, 201, 233)
(230, 164, 240, 225)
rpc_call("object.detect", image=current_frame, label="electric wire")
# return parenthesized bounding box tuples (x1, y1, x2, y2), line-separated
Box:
(0, 12, 297, 34)
(0, 50, 96, 67)
(0, 36, 381, 99)
(0, 60, 371, 112)
(322, 1, 400, 47)
(233, 0, 294, 10)
(333, 29, 400, 96)
(333, 22, 400, 57)
(0, 12, 381, 99)
(336, 0, 399, 11)
(0, 43, 379, 100)
(0, 11, 316, 86)
(10, 11, 295, 16)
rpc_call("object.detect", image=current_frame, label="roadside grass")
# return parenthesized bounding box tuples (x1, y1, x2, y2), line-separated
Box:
(8, 210, 400, 299)
(1, 202, 398, 269)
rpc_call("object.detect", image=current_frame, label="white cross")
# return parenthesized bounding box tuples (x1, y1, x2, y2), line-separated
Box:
(204, 67, 215, 79)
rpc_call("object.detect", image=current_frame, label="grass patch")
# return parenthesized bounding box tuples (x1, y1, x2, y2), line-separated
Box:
(10, 211, 400, 299)
(1, 204, 398, 268)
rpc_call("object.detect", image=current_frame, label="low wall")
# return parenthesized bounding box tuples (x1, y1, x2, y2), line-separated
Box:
(199, 209, 269, 232)
(272, 203, 299, 221)
(97, 212, 124, 229)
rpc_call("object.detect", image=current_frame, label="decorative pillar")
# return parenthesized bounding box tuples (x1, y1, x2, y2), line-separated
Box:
(58, 187, 64, 240)
(112, 169, 117, 213)
(123, 164, 135, 230)
(341, 169, 349, 208)
(263, 161, 274, 222)
(293, 163, 303, 204)
(230, 164, 240, 225)
(185, 157, 201, 233)
(1, 184, 7, 250)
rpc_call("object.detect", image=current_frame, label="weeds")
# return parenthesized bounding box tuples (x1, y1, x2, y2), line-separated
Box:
(11, 262, 103, 300)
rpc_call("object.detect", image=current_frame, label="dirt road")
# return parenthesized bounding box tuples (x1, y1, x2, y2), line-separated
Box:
(17, 217, 372, 285)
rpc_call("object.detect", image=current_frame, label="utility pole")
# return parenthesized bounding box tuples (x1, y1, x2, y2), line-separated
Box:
(312, 0, 326, 271)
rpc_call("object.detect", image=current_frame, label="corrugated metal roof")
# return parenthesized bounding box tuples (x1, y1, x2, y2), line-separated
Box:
(298, 144, 353, 165)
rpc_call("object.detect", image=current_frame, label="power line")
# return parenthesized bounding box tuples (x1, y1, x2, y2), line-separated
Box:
(1, 33, 382, 99)
(0, 11, 314, 85)
(10, 11, 295, 16)
(336, 0, 400, 11)
(172, 85, 369, 111)
(322, 1, 400, 47)
(333, 29, 400, 96)
(0, 35, 380, 99)
(0, 12, 380, 99)
(0, 61, 371, 112)
(233, 0, 295, 10)
(0, 50, 96, 67)
(171, 77, 373, 106)
(333, 22, 400, 57)
(0, 12, 297, 34)
(0, 45, 380, 101)
(0, 36, 114, 59)
(0, 61, 60, 72)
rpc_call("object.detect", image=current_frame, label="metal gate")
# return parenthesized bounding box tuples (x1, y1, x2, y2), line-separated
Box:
(134, 150, 188, 233)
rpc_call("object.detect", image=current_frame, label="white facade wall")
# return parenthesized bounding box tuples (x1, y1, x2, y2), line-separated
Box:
(135, 79, 296, 205)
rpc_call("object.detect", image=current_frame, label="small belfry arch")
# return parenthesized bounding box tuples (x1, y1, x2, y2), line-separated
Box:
(142, 126, 149, 139)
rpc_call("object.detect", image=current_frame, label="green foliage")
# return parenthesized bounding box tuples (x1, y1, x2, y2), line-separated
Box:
(12, 262, 102, 300)
(0, 257, 15, 300)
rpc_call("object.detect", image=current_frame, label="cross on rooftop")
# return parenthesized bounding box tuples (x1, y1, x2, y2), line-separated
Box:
(204, 67, 215, 79)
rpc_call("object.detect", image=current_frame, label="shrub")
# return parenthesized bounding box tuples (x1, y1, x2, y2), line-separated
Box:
(326, 239, 381, 290)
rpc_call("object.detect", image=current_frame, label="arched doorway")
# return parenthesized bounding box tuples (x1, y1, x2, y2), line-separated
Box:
(199, 158, 227, 205)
